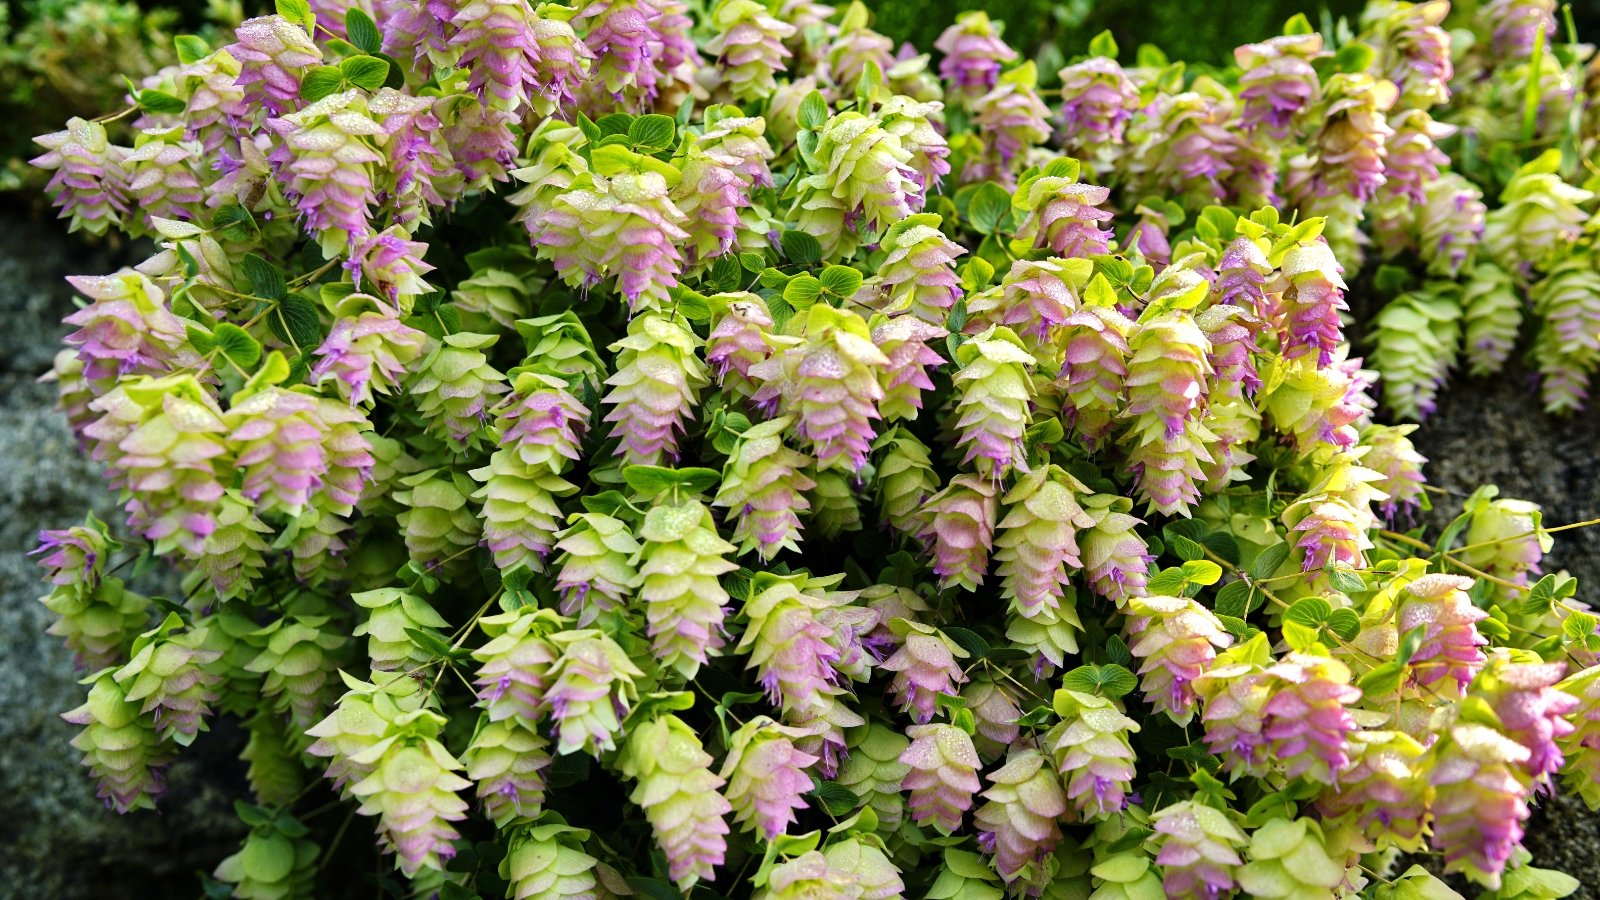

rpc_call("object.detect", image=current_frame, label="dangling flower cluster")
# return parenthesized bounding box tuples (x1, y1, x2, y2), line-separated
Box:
(634, 486, 738, 678)
(1046, 689, 1140, 820)
(967, 64, 1053, 184)
(1235, 33, 1325, 138)
(471, 372, 588, 572)
(1012, 174, 1114, 258)
(951, 326, 1035, 480)
(753, 304, 886, 473)
(1128, 595, 1233, 724)
(792, 111, 919, 260)
(706, 0, 796, 103)
(603, 312, 708, 465)
(1121, 307, 1215, 515)
(1054, 56, 1138, 157)
(973, 748, 1067, 895)
(715, 417, 815, 560)
(617, 713, 731, 891)
(1148, 801, 1249, 900)
(720, 718, 817, 840)
(874, 214, 965, 323)
(934, 11, 1016, 101)
(899, 722, 982, 834)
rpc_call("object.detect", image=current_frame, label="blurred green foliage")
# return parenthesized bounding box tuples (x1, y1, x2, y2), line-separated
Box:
(868, 0, 1368, 71)
(0, 0, 237, 192)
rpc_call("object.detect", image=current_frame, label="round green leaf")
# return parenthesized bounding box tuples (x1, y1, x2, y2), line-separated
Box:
(780, 230, 822, 265)
(214, 323, 263, 369)
(344, 8, 382, 53)
(300, 66, 347, 103)
(818, 265, 863, 298)
(339, 55, 390, 92)
(628, 114, 676, 151)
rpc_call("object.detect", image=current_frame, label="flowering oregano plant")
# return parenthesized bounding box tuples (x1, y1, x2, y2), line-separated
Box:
(28, 0, 1600, 898)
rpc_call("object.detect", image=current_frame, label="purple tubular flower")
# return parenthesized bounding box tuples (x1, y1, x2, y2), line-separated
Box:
(1234, 34, 1325, 138)
(934, 11, 1017, 101)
